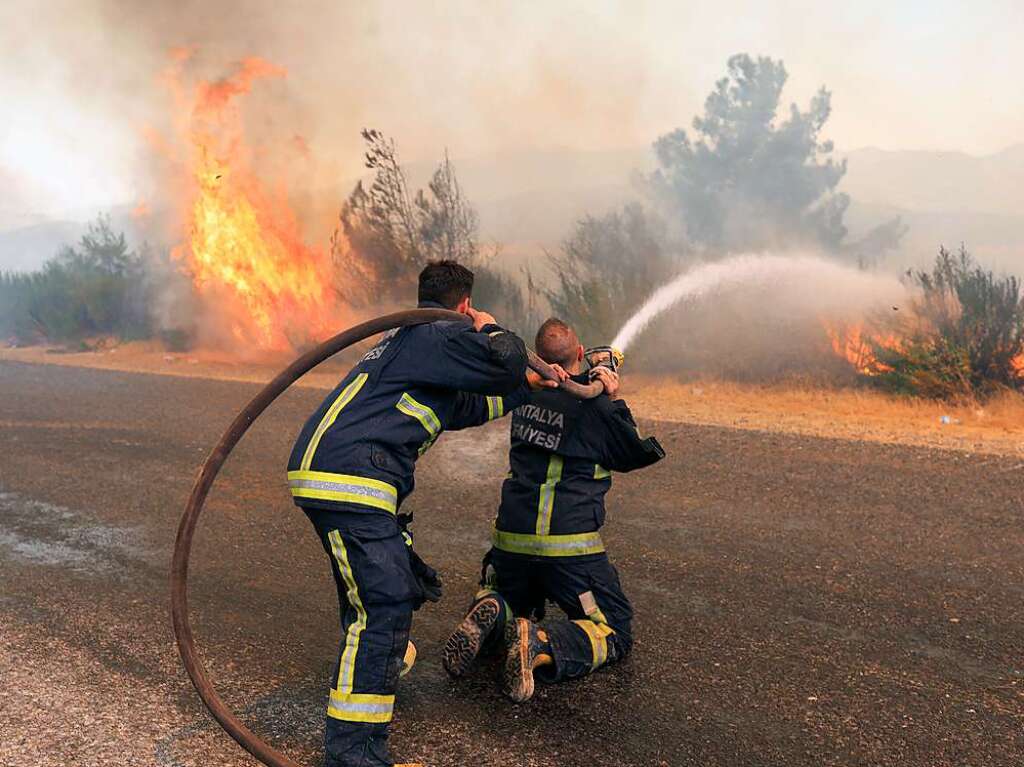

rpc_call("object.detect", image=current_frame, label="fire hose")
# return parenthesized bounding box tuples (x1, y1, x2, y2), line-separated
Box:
(170, 308, 603, 767)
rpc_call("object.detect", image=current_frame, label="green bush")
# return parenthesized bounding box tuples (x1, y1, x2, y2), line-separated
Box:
(873, 246, 1023, 397)
(548, 204, 673, 346)
(0, 216, 152, 345)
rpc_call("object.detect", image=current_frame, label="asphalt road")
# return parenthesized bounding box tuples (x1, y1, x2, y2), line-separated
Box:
(1, 360, 1022, 767)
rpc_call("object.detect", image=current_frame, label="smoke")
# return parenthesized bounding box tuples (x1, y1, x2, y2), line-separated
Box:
(619, 252, 907, 381)
(645, 54, 905, 261)
(3, 2, 1015, 372)
(4, 0, 1024, 229)
(0, 0, 676, 228)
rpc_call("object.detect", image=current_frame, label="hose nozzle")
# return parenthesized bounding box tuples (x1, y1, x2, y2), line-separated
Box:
(584, 345, 625, 373)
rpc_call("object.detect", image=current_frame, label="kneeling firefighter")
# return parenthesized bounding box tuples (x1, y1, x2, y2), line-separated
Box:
(289, 261, 538, 767)
(442, 317, 665, 701)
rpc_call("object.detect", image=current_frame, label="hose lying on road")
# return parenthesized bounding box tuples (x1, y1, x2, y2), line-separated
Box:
(170, 309, 602, 767)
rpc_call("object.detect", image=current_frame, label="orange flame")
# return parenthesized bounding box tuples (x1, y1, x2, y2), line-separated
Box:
(163, 55, 346, 352)
(824, 321, 901, 376)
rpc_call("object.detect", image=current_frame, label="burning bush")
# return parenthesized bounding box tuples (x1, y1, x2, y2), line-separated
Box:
(870, 247, 1024, 398)
(0, 216, 152, 345)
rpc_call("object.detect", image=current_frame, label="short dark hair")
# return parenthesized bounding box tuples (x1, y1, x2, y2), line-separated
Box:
(535, 317, 580, 367)
(418, 260, 475, 309)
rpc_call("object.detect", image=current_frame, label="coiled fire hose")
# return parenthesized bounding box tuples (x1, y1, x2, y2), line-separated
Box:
(170, 309, 602, 767)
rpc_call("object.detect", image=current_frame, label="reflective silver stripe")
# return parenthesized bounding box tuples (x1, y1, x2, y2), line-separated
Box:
(535, 455, 563, 536)
(288, 471, 398, 513)
(329, 699, 393, 715)
(396, 393, 441, 435)
(290, 478, 392, 502)
(327, 692, 395, 723)
(328, 531, 365, 693)
(486, 396, 504, 421)
(492, 528, 605, 557)
(396, 392, 442, 455)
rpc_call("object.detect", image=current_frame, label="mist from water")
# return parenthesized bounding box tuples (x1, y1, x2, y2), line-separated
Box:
(613, 253, 905, 353)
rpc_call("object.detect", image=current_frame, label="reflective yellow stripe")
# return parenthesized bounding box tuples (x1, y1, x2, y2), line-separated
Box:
(573, 619, 614, 669)
(594, 464, 611, 480)
(535, 455, 563, 536)
(328, 531, 366, 695)
(396, 392, 441, 455)
(327, 690, 394, 723)
(301, 373, 368, 470)
(492, 527, 605, 557)
(486, 396, 504, 421)
(288, 470, 398, 513)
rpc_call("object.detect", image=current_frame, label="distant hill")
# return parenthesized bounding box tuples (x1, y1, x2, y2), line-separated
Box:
(0, 208, 163, 273)
(0, 220, 85, 273)
(841, 144, 1024, 219)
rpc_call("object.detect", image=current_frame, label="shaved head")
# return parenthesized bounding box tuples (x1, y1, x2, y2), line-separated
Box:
(535, 317, 580, 368)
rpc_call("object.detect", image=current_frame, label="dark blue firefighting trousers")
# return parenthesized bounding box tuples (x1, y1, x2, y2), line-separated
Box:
(478, 548, 634, 682)
(305, 507, 421, 767)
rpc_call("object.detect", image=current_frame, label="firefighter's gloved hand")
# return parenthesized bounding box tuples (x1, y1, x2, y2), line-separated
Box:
(400, 522, 443, 606)
(408, 546, 443, 605)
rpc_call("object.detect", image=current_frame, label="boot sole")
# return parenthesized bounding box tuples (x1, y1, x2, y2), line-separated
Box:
(502, 618, 535, 703)
(442, 597, 501, 677)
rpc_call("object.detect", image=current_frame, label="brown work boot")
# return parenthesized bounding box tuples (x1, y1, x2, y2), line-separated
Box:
(442, 596, 501, 677)
(502, 617, 552, 703)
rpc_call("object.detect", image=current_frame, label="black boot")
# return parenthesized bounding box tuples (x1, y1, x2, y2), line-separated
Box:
(442, 596, 502, 677)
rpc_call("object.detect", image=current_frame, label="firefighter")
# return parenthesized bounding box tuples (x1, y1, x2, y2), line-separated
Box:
(442, 317, 664, 702)
(289, 260, 535, 767)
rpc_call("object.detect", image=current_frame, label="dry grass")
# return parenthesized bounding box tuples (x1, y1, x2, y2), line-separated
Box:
(2, 344, 1021, 456)
(625, 375, 1024, 456)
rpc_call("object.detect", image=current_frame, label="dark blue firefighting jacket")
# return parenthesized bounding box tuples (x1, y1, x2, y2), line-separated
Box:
(493, 376, 665, 558)
(288, 302, 530, 515)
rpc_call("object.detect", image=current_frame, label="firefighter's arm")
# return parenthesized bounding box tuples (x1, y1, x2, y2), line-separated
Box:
(447, 381, 531, 431)
(412, 320, 528, 395)
(590, 399, 665, 473)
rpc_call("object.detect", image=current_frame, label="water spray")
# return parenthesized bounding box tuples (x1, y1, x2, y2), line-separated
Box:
(170, 309, 602, 767)
(611, 253, 905, 353)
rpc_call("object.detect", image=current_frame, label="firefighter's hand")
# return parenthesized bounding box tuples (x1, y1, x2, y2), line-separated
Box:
(408, 547, 443, 605)
(591, 366, 621, 399)
(466, 307, 497, 332)
(527, 363, 568, 390)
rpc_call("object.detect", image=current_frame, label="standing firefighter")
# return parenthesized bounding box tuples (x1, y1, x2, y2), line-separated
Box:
(289, 261, 532, 767)
(442, 318, 664, 701)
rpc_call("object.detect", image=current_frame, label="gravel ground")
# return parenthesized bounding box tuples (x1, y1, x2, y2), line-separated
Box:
(1, 360, 1022, 767)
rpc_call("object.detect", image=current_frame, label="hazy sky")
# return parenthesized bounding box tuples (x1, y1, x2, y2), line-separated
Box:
(1, 0, 1021, 220)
